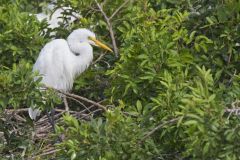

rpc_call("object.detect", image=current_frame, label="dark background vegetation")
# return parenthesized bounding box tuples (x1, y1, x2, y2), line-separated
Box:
(0, 0, 240, 159)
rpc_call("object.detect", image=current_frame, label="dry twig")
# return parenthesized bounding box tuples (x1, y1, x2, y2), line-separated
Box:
(140, 117, 180, 143)
(63, 96, 69, 112)
(5, 108, 28, 113)
(109, 0, 130, 20)
(92, 51, 107, 65)
(56, 90, 107, 111)
(32, 148, 60, 159)
(94, 0, 121, 57)
(65, 95, 91, 113)
(226, 100, 240, 119)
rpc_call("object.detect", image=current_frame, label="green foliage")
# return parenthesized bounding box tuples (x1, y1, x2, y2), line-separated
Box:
(177, 66, 240, 159)
(0, 61, 41, 109)
(1, 0, 240, 159)
(0, 2, 48, 67)
(0, 61, 61, 110)
(55, 109, 158, 160)
(108, 8, 194, 105)
(0, 1, 59, 158)
(102, 0, 240, 159)
(0, 61, 61, 158)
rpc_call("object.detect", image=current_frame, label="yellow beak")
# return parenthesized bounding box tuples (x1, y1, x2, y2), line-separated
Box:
(89, 37, 113, 52)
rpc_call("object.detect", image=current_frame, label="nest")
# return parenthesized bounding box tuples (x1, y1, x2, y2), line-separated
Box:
(1, 92, 107, 159)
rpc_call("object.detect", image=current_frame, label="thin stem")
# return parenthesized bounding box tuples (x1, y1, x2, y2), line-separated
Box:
(140, 118, 180, 143)
(109, 0, 130, 20)
(94, 0, 119, 57)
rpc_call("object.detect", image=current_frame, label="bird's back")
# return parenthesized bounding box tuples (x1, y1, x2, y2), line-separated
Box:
(33, 39, 74, 91)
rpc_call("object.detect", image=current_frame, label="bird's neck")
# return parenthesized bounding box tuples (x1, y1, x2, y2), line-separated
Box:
(67, 37, 83, 55)
(67, 38, 93, 78)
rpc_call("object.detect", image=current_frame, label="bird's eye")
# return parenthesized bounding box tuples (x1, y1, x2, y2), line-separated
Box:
(88, 36, 94, 41)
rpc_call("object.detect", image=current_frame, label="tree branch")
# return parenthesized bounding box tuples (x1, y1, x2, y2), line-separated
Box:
(140, 117, 180, 143)
(56, 89, 107, 112)
(92, 51, 107, 65)
(63, 96, 69, 112)
(94, 0, 119, 57)
(65, 95, 91, 113)
(109, 0, 130, 20)
(32, 148, 60, 159)
(226, 100, 240, 119)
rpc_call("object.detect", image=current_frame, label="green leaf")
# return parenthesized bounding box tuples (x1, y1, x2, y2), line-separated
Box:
(71, 152, 77, 160)
(136, 100, 142, 112)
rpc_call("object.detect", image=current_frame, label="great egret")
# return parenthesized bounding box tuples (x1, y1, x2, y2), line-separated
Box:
(28, 28, 112, 120)
(36, 5, 80, 30)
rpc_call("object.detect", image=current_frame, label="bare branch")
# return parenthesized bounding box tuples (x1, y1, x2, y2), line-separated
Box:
(94, 0, 109, 23)
(14, 114, 26, 122)
(56, 89, 107, 111)
(140, 118, 180, 143)
(79, 108, 102, 120)
(226, 100, 240, 119)
(225, 108, 240, 114)
(5, 108, 28, 113)
(63, 96, 69, 112)
(63, 95, 92, 113)
(94, 0, 119, 57)
(92, 51, 107, 65)
(32, 148, 60, 159)
(109, 0, 130, 20)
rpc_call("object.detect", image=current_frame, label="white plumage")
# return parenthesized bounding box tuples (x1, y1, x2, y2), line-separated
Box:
(36, 5, 80, 29)
(33, 29, 94, 91)
(29, 28, 112, 120)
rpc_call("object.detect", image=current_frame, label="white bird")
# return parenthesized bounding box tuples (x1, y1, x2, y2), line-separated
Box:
(36, 4, 80, 29)
(28, 28, 112, 120)
(34, 4, 81, 36)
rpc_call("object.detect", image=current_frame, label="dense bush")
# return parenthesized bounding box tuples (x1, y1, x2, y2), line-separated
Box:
(0, 2, 48, 67)
(0, 0, 240, 159)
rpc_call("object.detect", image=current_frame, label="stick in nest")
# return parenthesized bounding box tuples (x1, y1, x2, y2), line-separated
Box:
(54, 89, 107, 111)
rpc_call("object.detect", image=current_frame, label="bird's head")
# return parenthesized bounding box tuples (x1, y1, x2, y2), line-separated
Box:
(70, 28, 113, 52)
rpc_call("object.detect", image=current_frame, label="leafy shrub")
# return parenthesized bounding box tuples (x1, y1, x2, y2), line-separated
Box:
(56, 108, 159, 160)
(1, 0, 240, 159)
(0, 1, 48, 67)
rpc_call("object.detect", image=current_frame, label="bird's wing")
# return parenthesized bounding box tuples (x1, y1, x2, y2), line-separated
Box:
(33, 39, 73, 91)
(28, 107, 41, 120)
